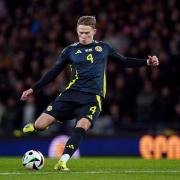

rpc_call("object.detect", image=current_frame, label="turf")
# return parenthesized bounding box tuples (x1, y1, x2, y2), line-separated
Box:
(0, 157, 180, 180)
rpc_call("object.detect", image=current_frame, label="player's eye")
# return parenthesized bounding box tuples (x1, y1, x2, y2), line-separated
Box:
(80, 32, 89, 35)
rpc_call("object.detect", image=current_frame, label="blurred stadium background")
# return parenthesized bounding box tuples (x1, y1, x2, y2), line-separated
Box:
(0, 0, 179, 158)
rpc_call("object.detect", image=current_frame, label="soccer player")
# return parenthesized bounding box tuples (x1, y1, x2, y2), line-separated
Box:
(20, 16, 159, 170)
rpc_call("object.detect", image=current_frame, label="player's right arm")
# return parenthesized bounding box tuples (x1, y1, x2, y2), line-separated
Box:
(20, 48, 70, 101)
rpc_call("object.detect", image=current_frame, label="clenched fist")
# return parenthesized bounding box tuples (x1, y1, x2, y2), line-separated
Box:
(147, 56, 159, 66)
(20, 88, 33, 101)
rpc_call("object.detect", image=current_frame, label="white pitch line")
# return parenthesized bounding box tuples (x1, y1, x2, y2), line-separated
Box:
(0, 170, 180, 175)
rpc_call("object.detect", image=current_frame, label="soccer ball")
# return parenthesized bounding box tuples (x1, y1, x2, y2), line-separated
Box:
(22, 150, 45, 170)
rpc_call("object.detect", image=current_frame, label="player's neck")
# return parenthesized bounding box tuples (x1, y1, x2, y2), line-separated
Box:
(79, 40, 94, 45)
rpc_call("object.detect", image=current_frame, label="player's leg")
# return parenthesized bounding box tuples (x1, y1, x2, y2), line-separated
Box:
(54, 118, 91, 171)
(23, 113, 56, 133)
(23, 99, 62, 133)
(55, 101, 101, 171)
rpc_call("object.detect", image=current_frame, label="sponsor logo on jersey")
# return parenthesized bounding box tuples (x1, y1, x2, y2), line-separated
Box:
(75, 49, 82, 54)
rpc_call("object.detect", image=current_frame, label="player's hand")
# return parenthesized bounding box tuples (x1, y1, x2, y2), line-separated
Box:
(20, 88, 34, 101)
(147, 55, 159, 66)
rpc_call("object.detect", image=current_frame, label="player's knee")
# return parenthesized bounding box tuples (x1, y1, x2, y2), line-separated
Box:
(34, 117, 48, 130)
(34, 120, 46, 130)
(34, 113, 56, 130)
(76, 118, 91, 130)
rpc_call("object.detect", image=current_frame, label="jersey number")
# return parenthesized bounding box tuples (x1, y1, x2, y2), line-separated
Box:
(90, 106, 96, 114)
(86, 53, 94, 63)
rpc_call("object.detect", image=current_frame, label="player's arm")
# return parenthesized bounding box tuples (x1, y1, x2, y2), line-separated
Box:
(20, 49, 70, 101)
(108, 44, 159, 67)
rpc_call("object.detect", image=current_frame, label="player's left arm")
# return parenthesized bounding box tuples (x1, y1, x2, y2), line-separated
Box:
(107, 44, 159, 67)
(147, 55, 159, 66)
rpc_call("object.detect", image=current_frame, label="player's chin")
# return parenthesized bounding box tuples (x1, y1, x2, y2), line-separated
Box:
(80, 39, 88, 44)
(81, 41, 87, 44)
(154, 63, 159, 66)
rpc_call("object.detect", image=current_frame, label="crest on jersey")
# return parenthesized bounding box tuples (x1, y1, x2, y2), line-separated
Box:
(47, 105, 52, 111)
(95, 46, 102, 52)
(75, 49, 82, 54)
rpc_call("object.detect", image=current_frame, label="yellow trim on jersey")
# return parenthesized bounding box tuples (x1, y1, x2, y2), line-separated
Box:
(66, 70, 78, 90)
(69, 64, 73, 72)
(103, 71, 106, 97)
(96, 95, 102, 111)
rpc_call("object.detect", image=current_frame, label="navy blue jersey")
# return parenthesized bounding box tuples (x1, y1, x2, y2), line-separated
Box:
(32, 41, 147, 98)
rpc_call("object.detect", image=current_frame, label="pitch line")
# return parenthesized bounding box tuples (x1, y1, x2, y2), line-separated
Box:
(0, 170, 180, 175)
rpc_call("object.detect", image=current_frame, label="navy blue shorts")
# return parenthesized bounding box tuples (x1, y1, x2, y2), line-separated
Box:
(44, 90, 102, 126)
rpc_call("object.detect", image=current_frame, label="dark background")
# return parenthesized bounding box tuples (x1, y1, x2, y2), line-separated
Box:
(0, 0, 179, 137)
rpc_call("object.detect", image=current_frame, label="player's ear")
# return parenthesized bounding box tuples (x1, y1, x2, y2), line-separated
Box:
(76, 25, 80, 34)
(93, 28, 96, 35)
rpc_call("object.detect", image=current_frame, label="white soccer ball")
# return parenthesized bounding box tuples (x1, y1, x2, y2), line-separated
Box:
(22, 150, 45, 170)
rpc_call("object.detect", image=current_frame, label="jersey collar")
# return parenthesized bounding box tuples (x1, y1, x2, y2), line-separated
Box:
(79, 40, 96, 47)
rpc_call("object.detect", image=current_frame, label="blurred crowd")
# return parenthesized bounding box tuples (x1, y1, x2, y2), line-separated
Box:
(0, 0, 179, 136)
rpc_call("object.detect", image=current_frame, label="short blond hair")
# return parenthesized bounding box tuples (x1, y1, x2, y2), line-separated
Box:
(77, 16, 96, 28)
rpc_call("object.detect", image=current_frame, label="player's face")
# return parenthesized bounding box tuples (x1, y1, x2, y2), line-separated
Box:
(77, 25, 96, 45)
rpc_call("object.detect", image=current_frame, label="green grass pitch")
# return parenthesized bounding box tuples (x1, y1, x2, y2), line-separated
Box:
(0, 157, 180, 180)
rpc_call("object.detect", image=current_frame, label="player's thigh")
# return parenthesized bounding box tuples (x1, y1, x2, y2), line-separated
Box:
(35, 113, 56, 129)
(43, 100, 76, 122)
(75, 102, 101, 128)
